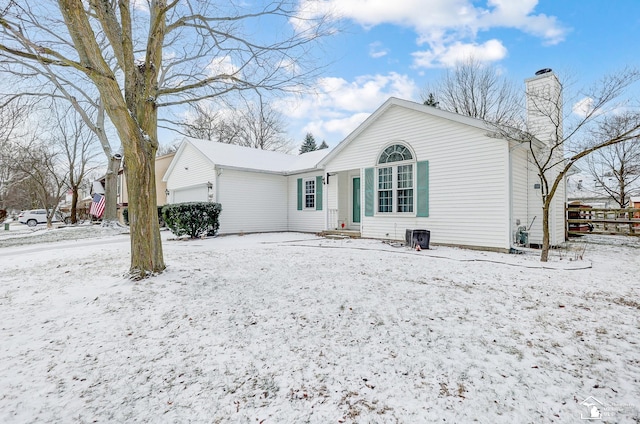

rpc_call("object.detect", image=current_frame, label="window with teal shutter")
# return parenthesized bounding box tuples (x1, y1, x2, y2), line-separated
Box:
(315, 176, 323, 210)
(364, 168, 374, 216)
(416, 160, 429, 217)
(297, 178, 302, 210)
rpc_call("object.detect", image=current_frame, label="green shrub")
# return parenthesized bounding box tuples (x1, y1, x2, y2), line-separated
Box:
(162, 202, 222, 238)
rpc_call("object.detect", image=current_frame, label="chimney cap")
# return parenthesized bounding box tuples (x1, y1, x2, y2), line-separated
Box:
(535, 68, 552, 75)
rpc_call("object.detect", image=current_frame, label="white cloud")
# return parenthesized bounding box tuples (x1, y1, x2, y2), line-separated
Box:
(369, 42, 389, 59)
(131, 0, 149, 12)
(302, 113, 371, 140)
(206, 56, 238, 77)
(572, 97, 594, 118)
(277, 72, 418, 143)
(412, 39, 507, 68)
(296, 0, 566, 68)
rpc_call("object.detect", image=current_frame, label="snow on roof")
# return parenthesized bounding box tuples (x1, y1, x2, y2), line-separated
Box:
(182, 137, 329, 174)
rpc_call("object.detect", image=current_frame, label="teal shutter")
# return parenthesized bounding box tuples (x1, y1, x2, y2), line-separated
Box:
(315, 176, 323, 210)
(416, 160, 429, 217)
(297, 178, 302, 210)
(364, 167, 374, 217)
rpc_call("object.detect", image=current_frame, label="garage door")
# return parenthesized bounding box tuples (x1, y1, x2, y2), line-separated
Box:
(172, 184, 208, 203)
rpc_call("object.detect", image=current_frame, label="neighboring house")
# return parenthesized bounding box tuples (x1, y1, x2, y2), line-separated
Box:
(164, 70, 566, 251)
(97, 152, 175, 222)
(567, 172, 640, 208)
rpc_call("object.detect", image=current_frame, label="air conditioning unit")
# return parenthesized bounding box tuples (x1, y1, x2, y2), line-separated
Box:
(405, 229, 430, 249)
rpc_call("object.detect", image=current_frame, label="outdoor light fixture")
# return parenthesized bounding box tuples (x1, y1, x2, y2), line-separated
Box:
(165, 189, 169, 196)
(207, 181, 213, 190)
(326, 172, 337, 184)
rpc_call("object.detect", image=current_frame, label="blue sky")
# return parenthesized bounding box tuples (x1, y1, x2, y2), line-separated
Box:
(261, 0, 640, 150)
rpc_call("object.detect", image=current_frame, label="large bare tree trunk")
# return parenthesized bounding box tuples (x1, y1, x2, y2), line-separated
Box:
(123, 140, 163, 278)
(57, 0, 165, 278)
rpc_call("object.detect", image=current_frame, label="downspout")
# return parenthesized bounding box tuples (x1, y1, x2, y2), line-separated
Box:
(509, 141, 530, 250)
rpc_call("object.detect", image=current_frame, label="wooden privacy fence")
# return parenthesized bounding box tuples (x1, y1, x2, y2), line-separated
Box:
(567, 206, 640, 236)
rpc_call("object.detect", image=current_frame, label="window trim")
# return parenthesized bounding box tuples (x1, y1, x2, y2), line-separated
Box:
(375, 143, 416, 215)
(303, 177, 316, 210)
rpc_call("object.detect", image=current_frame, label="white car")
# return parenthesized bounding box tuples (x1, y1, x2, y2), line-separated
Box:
(18, 209, 62, 227)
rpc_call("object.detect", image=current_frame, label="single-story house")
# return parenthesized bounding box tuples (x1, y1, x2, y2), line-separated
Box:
(163, 70, 566, 251)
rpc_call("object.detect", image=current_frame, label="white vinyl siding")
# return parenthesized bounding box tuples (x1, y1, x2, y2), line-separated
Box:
(510, 145, 531, 243)
(173, 184, 208, 203)
(217, 169, 287, 234)
(324, 104, 511, 250)
(165, 143, 216, 200)
(288, 172, 324, 232)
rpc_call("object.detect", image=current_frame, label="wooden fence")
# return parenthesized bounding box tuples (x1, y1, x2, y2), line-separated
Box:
(567, 207, 640, 237)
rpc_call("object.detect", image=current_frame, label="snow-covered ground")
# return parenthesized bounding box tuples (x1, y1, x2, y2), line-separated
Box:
(0, 224, 639, 423)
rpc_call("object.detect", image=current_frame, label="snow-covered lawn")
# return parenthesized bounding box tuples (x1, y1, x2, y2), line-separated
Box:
(1, 227, 639, 423)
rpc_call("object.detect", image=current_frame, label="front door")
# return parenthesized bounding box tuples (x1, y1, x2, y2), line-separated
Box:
(352, 177, 361, 224)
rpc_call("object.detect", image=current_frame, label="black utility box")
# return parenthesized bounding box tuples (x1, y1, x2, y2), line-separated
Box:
(405, 229, 430, 249)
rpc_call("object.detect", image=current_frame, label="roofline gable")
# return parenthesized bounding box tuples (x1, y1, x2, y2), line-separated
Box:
(162, 138, 217, 182)
(318, 97, 497, 167)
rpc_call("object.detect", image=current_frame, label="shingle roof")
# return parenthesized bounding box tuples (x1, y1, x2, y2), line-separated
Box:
(180, 137, 329, 174)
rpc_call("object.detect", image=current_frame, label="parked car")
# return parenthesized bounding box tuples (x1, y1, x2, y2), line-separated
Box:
(17, 209, 63, 227)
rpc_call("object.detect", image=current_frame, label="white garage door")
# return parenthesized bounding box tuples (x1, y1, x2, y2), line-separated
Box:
(172, 184, 208, 203)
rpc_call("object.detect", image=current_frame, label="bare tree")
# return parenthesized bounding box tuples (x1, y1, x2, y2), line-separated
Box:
(12, 132, 69, 227)
(179, 104, 244, 145)
(584, 114, 640, 207)
(0, 16, 123, 224)
(238, 100, 292, 152)
(52, 103, 101, 223)
(423, 57, 522, 126)
(428, 60, 640, 261)
(0, 96, 31, 212)
(178, 99, 292, 151)
(495, 69, 640, 261)
(0, 1, 331, 278)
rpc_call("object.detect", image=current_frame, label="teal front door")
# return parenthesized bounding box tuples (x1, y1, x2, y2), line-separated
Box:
(352, 177, 361, 224)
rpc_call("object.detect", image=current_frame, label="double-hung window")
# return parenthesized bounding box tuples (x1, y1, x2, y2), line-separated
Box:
(377, 144, 414, 213)
(304, 178, 315, 209)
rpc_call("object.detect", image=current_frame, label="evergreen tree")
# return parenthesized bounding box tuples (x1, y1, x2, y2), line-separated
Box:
(423, 93, 439, 107)
(319, 140, 329, 149)
(299, 132, 318, 154)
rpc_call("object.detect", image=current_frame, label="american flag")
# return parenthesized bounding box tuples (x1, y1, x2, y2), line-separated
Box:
(89, 193, 105, 218)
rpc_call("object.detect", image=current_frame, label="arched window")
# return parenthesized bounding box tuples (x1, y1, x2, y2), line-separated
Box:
(378, 144, 413, 164)
(376, 144, 415, 213)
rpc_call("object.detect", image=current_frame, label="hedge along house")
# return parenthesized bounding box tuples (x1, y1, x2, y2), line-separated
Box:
(163, 70, 566, 251)
(162, 138, 330, 235)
